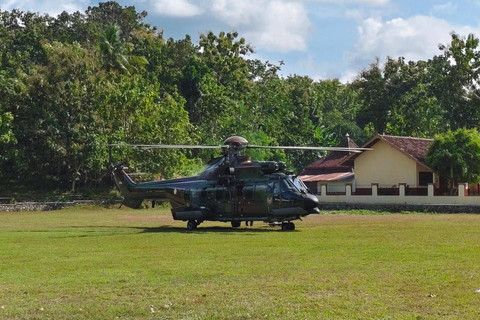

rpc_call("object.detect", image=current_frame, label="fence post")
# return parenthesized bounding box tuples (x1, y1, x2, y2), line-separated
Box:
(320, 184, 327, 197)
(458, 183, 466, 197)
(399, 183, 406, 197)
(372, 183, 378, 197)
(346, 183, 352, 197)
(427, 183, 434, 197)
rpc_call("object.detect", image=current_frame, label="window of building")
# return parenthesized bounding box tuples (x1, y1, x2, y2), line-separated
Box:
(419, 172, 433, 186)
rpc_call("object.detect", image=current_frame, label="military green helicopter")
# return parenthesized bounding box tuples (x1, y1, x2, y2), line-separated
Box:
(111, 136, 368, 231)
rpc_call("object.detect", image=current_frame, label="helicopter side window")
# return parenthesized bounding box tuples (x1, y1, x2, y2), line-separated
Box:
(273, 181, 281, 197)
(184, 191, 191, 202)
(200, 190, 207, 199)
(267, 182, 280, 196)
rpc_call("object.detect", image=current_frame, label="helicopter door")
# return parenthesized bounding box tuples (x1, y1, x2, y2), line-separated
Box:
(215, 187, 232, 218)
(237, 184, 265, 218)
(250, 184, 268, 217)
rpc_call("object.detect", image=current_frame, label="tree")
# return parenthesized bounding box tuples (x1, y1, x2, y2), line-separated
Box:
(198, 31, 253, 91)
(96, 74, 194, 178)
(430, 33, 480, 129)
(0, 68, 18, 146)
(85, 1, 147, 39)
(353, 59, 391, 135)
(316, 79, 365, 143)
(384, 59, 443, 137)
(21, 41, 102, 189)
(97, 24, 147, 75)
(426, 128, 480, 193)
(177, 31, 255, 146)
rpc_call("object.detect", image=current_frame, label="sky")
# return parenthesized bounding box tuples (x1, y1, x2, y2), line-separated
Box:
(1, 0, 480, 82)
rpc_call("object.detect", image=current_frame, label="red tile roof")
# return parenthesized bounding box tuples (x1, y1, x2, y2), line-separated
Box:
(302, 136, 358, 171)
(299, 136, 358, 182)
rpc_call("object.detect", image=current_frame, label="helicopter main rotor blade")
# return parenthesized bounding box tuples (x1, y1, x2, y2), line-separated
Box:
(108, 144, 224, 150)
(246, 145, 372, 153)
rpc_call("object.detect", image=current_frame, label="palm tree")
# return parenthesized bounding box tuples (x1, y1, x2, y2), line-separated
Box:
(98, 24, 131, 74)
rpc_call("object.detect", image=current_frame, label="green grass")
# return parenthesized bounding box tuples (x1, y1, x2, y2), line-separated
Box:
(1, 207, 480, 319)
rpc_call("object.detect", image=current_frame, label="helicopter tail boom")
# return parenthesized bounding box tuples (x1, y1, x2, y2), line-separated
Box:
(111, 164, 199, 209)
(111, 164, 145, 209)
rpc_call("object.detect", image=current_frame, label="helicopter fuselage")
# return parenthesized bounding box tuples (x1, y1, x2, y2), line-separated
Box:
(111, 155, 320, 230)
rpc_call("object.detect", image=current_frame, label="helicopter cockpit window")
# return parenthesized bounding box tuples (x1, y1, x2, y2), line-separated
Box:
(282, 179, 295, 192)
(281, 177, 308, 193)
(292, 177, 308, 193)
(200, 190, 207, 199)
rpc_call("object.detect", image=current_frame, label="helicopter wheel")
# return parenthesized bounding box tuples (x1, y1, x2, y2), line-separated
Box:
(187, 220, 198, 230)
(281, 222, 295, 231)
(231, 221, 241, 228)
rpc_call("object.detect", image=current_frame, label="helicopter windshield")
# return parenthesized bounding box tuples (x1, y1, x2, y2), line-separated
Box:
(291, 177, 309, 193)
(280, 177, 307, 193)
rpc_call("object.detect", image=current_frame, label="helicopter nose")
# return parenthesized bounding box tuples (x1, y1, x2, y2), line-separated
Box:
(304, 194, 319, 213)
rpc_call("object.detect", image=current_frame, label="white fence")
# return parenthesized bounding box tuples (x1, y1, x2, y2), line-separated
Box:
(318, 183, 480, 206)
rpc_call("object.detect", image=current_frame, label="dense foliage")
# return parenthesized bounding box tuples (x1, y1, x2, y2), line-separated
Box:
(426, 128, 480, 190)
(1, 2, 480, 191)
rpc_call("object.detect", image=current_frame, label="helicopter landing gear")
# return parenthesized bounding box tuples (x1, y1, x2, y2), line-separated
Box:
(187, 220, 198, 230)
(281, 222, 295, 231)
(231, 221, 241, 228)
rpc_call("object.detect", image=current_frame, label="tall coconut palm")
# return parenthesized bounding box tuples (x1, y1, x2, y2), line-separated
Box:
(98, 24, 131, 74)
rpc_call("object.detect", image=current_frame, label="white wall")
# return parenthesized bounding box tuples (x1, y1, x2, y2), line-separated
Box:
(318, 184, 479, 206)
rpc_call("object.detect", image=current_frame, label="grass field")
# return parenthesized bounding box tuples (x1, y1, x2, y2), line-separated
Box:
(1, 206, 480, 319)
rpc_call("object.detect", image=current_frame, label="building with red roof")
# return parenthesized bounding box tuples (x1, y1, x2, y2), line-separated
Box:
(300, 133, 448, 195)
(298, 134, 358, 194)
(341, 134, 442, 195)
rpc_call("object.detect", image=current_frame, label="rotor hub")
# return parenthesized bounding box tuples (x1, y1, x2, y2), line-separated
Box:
(223, 136, 248, 155)
(223, 136, 248, 146)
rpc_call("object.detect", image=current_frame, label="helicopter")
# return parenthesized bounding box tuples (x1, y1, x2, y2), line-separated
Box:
(111, 136, 369, 231)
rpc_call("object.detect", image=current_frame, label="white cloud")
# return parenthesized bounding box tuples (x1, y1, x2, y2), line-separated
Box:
(247, 1, 310, 52)
(0, 0, 87, 15)
(432, 2, 457, 15)
(211, 0, 257, 25)
(211, 0, 310, 52)
(346, 15, 480, 71)
(151, 0, 203, 17)
(339, 70, 358, 83)
(344, 9, 364, 20)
